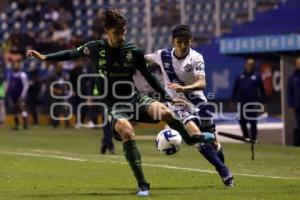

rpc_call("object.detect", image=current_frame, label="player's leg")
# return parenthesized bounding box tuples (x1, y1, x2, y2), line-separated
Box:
(197, 143, 234, 186)
(101, 107, 115, 154)
(110, 109, 150, 196)
(0, 99, 5, 127)
(176, 103, 233, 186)
(249, 119, 258, 142)
(196, 104, 225, 162)
(12, 100, 20, 130)
(239, 103, 250, 140)
(20, 101, 29, 129)
(199, 119, 224, 163)
(248, 106, 258, 143)
(50, 98, 59, 128)
(101, 121, 115, 154)
(184, 118, 233, 187)
(147, 101, 215, 145)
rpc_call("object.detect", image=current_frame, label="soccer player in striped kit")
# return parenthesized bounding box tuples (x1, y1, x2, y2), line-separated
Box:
(145, 25, 234, 187)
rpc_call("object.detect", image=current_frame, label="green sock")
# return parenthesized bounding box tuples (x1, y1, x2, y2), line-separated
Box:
(123, 140, 147, 185)
(167, 118, 195, 145)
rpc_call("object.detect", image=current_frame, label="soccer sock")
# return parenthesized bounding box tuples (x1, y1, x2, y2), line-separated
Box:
(123, 140, 148, 185)
(196, 143, 226, 170)
(167, 118, 196, 145)
(22, 111, 28, 129)
(215, 142, 225, 163)
(217, 148, 225, 163)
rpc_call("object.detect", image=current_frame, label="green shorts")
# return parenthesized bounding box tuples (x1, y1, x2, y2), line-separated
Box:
(107, 93, 159, 141)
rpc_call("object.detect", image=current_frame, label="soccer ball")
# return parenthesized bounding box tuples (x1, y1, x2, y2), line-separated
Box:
(156, 129, 182, 155)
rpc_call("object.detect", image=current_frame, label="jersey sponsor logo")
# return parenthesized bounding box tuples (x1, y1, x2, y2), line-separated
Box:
(163, 62, 171, 69)
(83, 47, 90, 55)
(126, 51, 133, 62)
(99, 50, 105, 57)
(98, 60, 106, 67)
(109, 72, 131, 77)
(163, 62, 174, 74)
(98, 69, 107, 78)
(98, 50, 106, 67)
(123, 62, 133, 67)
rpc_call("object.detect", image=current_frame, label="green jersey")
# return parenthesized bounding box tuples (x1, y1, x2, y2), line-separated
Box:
(45, 39, 168, 103)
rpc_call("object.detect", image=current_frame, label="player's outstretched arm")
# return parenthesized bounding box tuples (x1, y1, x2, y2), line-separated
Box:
(167, 75, 206, 93)
(27, 48, 82, 61)
(26, 50, 46, 60)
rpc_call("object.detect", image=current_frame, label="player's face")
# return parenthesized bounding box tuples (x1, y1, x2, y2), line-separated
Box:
(12, 60, 21, 72)
(245, 59, 255, 72)
(106, 26, 126, 48)
(173, 37, 192, 58)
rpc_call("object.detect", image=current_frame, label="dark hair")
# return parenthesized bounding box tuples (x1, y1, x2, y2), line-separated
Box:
(172, 25, 192, 39)
(101, 7, 127, 29)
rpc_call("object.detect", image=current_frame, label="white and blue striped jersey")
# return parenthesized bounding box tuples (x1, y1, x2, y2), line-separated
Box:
(146, 48, 209, 124)
(145, 48, 207, 105)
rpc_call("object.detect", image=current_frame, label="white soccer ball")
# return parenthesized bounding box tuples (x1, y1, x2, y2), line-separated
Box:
(156, 129, 182, 155)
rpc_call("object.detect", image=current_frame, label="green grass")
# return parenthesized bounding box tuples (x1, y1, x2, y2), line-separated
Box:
(0, 126, 300, 200)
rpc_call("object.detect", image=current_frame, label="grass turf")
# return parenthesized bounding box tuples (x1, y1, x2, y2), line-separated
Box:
(0, 126, 300, 200)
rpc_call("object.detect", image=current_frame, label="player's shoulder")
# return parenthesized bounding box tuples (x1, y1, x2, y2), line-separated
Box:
(190, 48, 204, 60)
(124, 42, 143, 52)
(85, 39, 105, 47)
(20, 71, 28, 78)
(152, 49, 164, 56)
(77, 40, 103, 53)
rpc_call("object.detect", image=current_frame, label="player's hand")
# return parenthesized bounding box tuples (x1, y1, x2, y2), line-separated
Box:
(26, 50, 46, 60)
(171, 98, 190, 106)
(167, 83, 185, 93)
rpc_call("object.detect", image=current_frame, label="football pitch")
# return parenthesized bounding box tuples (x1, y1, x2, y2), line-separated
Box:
(0, 126, 300, 200)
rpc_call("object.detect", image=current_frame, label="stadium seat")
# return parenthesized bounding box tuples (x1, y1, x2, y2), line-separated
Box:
(1, 13, 7, 21)
(73, 0, 80, 7)
(86, 8, 93, 17)
(85, 0, 92, 6)
(1, 22, 8, 31)
(97, 0, 104, 5)
(38, 21, 46, 29)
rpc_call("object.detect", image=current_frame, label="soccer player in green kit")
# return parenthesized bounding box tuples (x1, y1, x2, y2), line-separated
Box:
(27, 8, 215, 197)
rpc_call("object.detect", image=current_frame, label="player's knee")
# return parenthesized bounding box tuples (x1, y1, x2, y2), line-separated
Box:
(114, 119, 134, 141)
(160, 107, 174, 123)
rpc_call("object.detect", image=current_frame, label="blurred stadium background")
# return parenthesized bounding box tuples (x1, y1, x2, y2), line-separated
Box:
(0, 0, 300, 146)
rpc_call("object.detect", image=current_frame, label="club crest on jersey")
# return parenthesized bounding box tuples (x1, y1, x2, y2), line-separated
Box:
(163, 63, 171, 68)
(126, 51, 133, 62)
(83, 47, 90, 55)
(183, 64, 193, 72)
